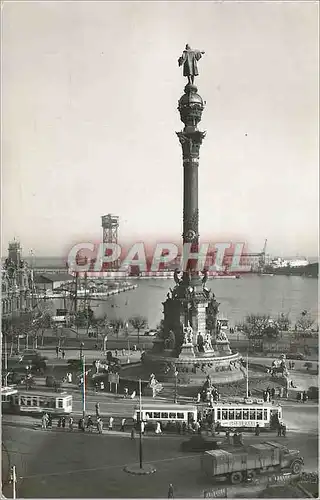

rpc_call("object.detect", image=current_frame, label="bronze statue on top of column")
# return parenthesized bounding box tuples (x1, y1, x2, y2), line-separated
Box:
(178, 44, 205, 85)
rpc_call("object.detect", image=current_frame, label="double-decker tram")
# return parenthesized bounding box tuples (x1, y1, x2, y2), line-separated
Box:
(203, 399, 282, 430)
(2, 389, 73, 416)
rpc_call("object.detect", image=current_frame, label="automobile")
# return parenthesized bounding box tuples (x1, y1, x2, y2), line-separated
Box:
(180, 435, 222, 453)
(285, 352, 305, 360)
(144, 329, 157, 336)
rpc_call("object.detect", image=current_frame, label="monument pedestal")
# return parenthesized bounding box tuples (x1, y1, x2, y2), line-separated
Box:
(179, 344, 196, 359)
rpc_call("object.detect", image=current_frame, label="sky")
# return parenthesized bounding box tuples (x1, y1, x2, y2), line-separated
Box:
(2, 1, 319, 259)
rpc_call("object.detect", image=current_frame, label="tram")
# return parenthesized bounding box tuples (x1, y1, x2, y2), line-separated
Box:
(203, 400, 282, 430)
(133, 403, 198, 424)
(2, 389, 73, 416)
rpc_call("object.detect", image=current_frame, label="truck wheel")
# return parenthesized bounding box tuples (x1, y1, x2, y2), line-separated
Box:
(291, 461, 302, 475)
(246, 470, 256, 481)
(230, 471, 243, 484)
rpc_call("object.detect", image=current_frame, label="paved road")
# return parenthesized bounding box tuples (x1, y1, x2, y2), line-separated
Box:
(2, 420, 318, 498)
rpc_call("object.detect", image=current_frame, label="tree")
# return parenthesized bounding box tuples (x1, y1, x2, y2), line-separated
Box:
(129, 315, 148, 344)
(109, 318, 124, 339)
(275, 313, 291, 332)
(92, 315, 108, 346)
(295, 311, 314, 336)
(239, 314, 272, 340)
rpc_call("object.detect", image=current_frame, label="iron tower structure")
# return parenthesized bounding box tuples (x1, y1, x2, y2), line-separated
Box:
(101, 214, 120, 269)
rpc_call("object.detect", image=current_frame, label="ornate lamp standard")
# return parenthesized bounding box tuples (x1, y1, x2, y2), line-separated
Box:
(174, 365, 179, 403)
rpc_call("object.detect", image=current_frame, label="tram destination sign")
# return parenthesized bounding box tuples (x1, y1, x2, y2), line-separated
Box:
(220, 420, 258, 427)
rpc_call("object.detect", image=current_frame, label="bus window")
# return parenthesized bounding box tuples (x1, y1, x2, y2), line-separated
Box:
(235, 410, 242, 420)
(146, 412, 153, 419)
(20, 396, 27, 406)
(26, 398, 32, 407)
(161, 412, 168, 419)
(222, 410, 228, 420)
(169, 412, 176, 419)
(263, 410, 268, 420)
(154, 412, 160, 419)
(67, 397, 72, 407)
(217, 409, 221, 420)
(256, 410, 263, 420)
(177, 413, 184, 419)
(57, 399, 64, 409)
(249, 409, 256, 420)
(228, 409, 235, 420)
(243, 409, 249, 420)
(32, 397, 39, 406)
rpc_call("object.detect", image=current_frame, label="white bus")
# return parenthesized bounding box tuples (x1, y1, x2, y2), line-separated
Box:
(133, 403, 198, 425)
(204, 401, 282, 430)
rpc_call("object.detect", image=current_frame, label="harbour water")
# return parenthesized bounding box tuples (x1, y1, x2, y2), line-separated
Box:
(57, 274, 318, 329)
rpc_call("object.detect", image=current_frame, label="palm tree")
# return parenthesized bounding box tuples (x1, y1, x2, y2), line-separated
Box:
(129, 315, 148, 345)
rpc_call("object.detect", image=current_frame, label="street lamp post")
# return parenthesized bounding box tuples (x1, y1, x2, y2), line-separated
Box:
(174, 365, 178, 403)
(138, 379, 143, 469)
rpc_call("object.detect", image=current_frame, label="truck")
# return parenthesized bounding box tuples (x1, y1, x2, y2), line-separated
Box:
(201, 441, 304, 484)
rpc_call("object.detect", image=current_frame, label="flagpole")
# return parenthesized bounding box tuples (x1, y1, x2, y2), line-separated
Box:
(139, 378, 143, 469)
(82, 355, 86, 420)
(246, 352, 249, 398)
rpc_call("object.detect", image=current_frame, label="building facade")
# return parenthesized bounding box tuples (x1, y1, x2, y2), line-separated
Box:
(1, 241, 35, 318)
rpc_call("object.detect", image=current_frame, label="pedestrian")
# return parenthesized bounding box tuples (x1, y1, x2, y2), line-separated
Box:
(278, 387, 282, 398)
(47, 413, 53, 429)
(277, 423, 282, 437)
(41, 413, 48, 430)
(291, 362, 295, 370)
(280, 387, 284, 398)
(302, 391, 308, 403)
(57, 417, 62, 428)
(95, 402, 100, 418)
(100, 381, 105, 391)
(87, 416, 94, 432)
(299, 392, 303, 402)
(108, 416, 114, 431)
(69, 416, 74, 431)
(197, 392, 201, 403)
(120, 418, 126, 431)
(141, 421, 145, 435)
(238, 432, 244, 445)
(131, 390, 136, 399)
(131, 427, 135, 440)
(122, 348, 126, 356)
(62, 350, 65, 359)
(168, 484, 174, 499)
(182, 421, 187, 435)
(97, 417, 103, 434)
(61, 416, 66, 429)
(67, 372, 72, 383)
(124, 387, 129, 398)
(78, 418, 85, 432)
(255, 423, 260, 436)
(55, 346, 59, 358)
(271, 387, 275, 398)
(115, 349, 118, 357)
(155, 421, 162, 434)
(282, 424, 287, 437)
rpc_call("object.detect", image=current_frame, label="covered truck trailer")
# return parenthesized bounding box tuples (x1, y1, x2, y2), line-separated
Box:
(201, 441, 304, 484)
